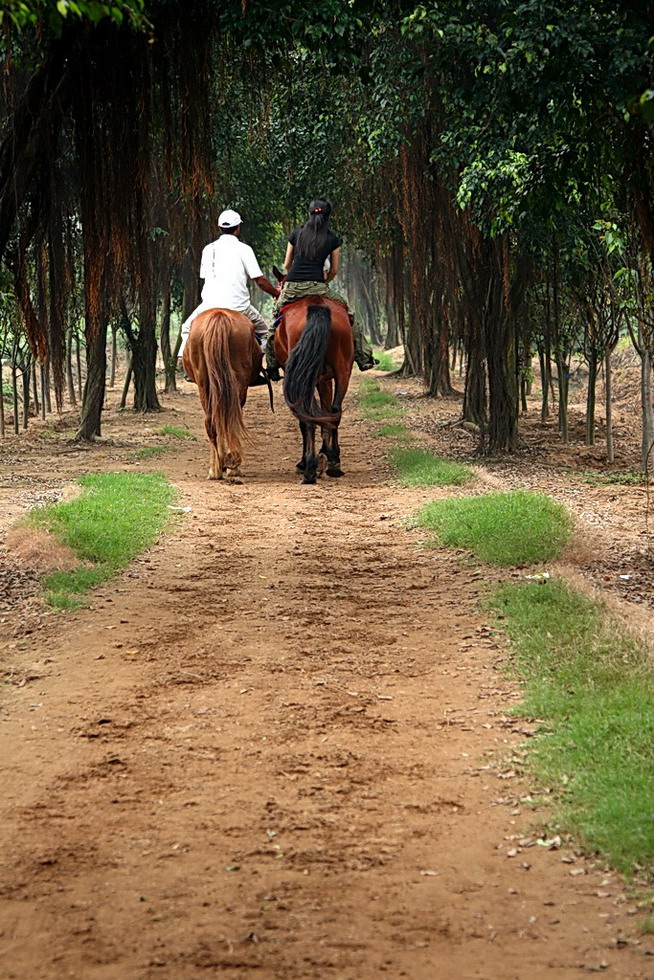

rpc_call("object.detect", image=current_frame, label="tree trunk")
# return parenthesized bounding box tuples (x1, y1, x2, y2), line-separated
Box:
(538, 347, 550, 421)
(131, 333, 160, 412)
(124, 293, 160, 413)
(40, 364, 47, 420)
(605, 349, 614, 463)
(120, 355, 133, 410)
(556, 356, 569, 444)
(463, 349, 486, 427)
(641, 348, 654, 471)
(520, 355, 528, 413)
(159, 286, 178, 394)
(22, 366, 30, 429)
(11, 360, 19, 435)
(32, 360, 40, 417)
(66, 327, 77, 406)
(435, 320, 456, 395)
(75, 324, 107, 440)
(0, 358, 5, 437)
(585, 352, 597, 446)
(109, 324, 117, 387)
(486, 327, 519, 452)
(44, 361, 52, 414)
(76, 333, 83, 399)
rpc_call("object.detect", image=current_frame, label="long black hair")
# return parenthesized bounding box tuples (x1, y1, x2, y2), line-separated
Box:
(294, 198, 333, 260)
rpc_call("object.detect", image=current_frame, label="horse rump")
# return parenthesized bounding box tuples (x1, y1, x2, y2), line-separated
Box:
(283, 305, 340, 427)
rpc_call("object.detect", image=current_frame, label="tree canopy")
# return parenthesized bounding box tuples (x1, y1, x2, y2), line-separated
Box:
(1, 0, 653, 458)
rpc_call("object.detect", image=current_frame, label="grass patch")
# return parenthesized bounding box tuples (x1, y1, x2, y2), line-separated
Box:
(132, 445, 172, 460)
(581, 470, 645, 486)
(44, 567, 114, 609)
(155, 424, 195, 440)
(27, 472, 178, 606)
(489, 578, 654, 877)
(415, 490, 572, 565)
(361, 390, 398, 409)
(377, 423, 412, 441)
(373, 349, 395, 371)
(359, 381, 404, 421)
(391, 447, 473, 487)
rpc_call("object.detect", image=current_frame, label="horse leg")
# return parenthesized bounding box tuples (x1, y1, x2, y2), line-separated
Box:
(203, 403, 223, 480)
(321, 380, 344, 477)
(296, 420, 310, 472)
(316, 379, 334, 475)
(208, 439, 223, 480)
(299, 420, 319, 484)
(223, 451, 243, 479)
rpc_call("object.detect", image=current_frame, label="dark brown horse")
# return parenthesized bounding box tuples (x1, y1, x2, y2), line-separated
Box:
(274, 296, 354, 484)
(183, 308, 270, 480)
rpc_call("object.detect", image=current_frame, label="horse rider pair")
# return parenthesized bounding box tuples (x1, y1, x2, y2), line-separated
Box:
(178, 204, 377, 379)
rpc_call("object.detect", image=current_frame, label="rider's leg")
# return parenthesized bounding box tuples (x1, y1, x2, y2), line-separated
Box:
(243, 304, 268, 353)
(350, 317, 378, 371)
(177, 310, 196, 381)
(265, 327, 281, 381)
(177, 309, 196, 367)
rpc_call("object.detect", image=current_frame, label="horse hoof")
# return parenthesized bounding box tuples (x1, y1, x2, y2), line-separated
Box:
(301, 474, 317, 485)
(207, 470, 222, 481)
(326, 466, 344, 478)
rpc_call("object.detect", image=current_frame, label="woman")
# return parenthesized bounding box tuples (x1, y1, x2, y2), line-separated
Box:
(266, 199, 376, 378)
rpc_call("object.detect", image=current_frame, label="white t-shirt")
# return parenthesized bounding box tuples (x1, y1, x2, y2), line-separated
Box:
(199, 234, 263, 311)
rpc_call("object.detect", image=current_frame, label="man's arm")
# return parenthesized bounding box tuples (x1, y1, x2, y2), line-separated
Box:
(254, 275, 281, 298)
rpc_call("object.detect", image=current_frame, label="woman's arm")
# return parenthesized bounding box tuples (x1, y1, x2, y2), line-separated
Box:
(325, 247, 340, 283)
(283, 242, 294, 272)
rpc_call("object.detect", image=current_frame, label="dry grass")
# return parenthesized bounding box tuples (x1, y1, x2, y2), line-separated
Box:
(5, 527, 79, 574)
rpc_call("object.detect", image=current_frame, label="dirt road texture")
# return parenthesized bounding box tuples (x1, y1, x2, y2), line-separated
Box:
(0, 370, 653, 980)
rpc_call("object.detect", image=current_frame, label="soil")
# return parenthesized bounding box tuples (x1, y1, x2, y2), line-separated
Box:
(0, 364, 653, 980)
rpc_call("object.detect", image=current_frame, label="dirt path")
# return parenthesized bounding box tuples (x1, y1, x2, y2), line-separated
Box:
(0, 378, 652, 979)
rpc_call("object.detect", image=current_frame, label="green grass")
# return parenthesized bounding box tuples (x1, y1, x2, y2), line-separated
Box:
(489, 578, 654, 877)
(27, 473, 178, 606)
(359, 381, 404, 420)
(44, 567, 114, 609)
(415, 490, 572, 565)
(377, 423, 412, 441)
(373, 349, 395, 371)
(581, 470, 645, 486)
(155, 424, 195, 440)
(132, 445, 172, 460)
(391, 447, 473, 487)
(361, 389, 398, 409)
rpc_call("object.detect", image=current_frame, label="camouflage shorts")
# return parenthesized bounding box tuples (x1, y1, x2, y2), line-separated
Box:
(273, 280, 350, 316)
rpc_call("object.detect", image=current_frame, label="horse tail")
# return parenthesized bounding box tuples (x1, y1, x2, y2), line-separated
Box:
(202, 311, 248, 458)
(283, 304, 341, 427)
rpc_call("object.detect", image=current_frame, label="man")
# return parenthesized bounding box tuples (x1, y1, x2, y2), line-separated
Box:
(178, 209, 280, 362)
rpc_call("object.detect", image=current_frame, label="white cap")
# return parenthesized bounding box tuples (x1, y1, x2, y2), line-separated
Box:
(218, 208, 242, 228)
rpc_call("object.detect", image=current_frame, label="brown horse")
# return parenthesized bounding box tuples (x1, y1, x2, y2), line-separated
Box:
(275, 297, 354, 484)
(183, 308, 269, 480)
